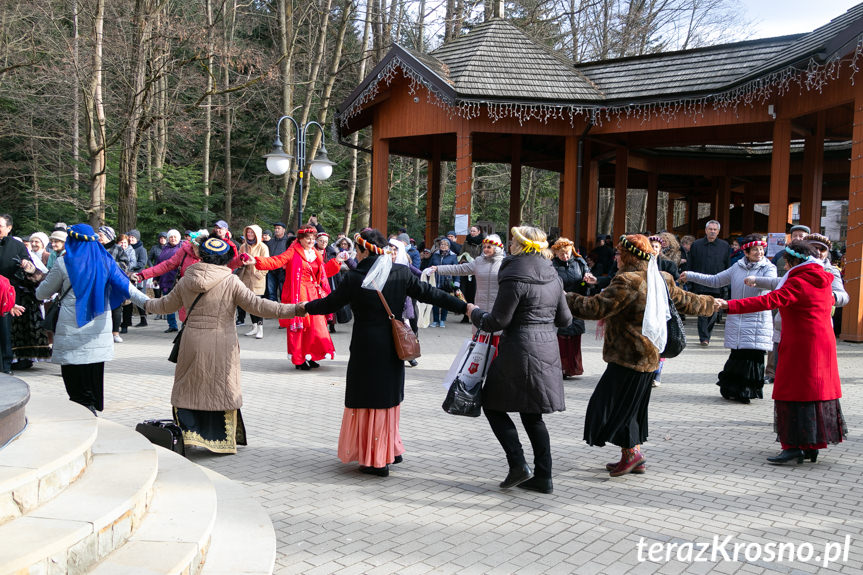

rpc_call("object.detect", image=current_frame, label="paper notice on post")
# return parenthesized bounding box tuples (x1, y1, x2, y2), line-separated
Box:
(767, 233, 786, 258)
(454, 214, 469, 236)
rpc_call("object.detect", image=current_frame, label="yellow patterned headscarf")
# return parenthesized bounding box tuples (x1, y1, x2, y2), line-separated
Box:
(511, 227, 548, 254)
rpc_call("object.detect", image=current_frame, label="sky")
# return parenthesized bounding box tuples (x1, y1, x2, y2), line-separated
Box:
(743, 0, 861, 37)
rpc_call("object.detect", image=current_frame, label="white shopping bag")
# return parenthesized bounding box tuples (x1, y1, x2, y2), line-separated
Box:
(442, 334, 496, 391)
(416, 272, 436, 329)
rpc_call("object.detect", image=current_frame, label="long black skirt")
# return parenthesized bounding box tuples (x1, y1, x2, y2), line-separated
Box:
(584, 362, 653, 449)
(61, 363, 104, 412)
(774, 399, 847, 449)
(11, 294, 51, 362)
(716, 349, 765, 401)
(173, 407, 247, 454)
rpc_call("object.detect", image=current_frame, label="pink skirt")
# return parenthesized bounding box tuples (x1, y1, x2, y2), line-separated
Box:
(337, 406, 404, 467)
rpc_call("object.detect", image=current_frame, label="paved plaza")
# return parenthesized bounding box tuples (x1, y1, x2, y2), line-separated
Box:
(15, 315, 863, 574)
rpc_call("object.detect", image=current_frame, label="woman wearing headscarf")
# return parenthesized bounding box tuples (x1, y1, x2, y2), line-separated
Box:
(568, 235, 718, 477)
(11, 236, 52, 368)
(718, 240, 846, 464)
(425, 234, 506, 346)
(468, 226, 572, 494)
(236, 225, 270, 339)
(34, 224, 147, 414)
(550, 238, 596, 378)
(141, 237, 302, 453)
(301, 229, 466, 476)
(679, 234, 777, 403)
(250, 226, 344, 370)
(29, 232, 51, 267)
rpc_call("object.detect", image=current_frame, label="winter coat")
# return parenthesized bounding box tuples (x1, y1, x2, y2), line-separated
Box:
(684, 256, 777, 351)
(144, 263, 297, 410)
(35, 257, 143, 365)
(305, 255, 467, 409)
(0, 236, 31, 296)
(686, 237, 730, 295)
(462, 235, 485, 259)
(148, 243, 164, 269)
(429, 249, 458, 291)
(752, 260, 848, 343)
(434, 255, 502, 312)
(657, 256, 679, 281)
(552, 256, 590, 336)
(237, 225, 269, 295)
(727, 263, 840, 402)
(0, 275, 14, 315)
(567, 259, 716, 373)
(127, 230, 148, 273)
(469, 254, 572, 414)
(107, 243, 136, 275)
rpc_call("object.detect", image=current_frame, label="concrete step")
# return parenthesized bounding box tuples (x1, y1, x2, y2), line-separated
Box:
(0, 375, 29, 448)
(0, 419, 158, 575)
(0, 396, 98, 525)
(89, 448, 219, 575)
(200, 468, 276, 575)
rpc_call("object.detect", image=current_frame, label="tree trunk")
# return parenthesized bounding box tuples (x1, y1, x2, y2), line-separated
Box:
(72, 0, 80, 196)
(84, 0, 106, 227)
(278, 0, 296, 226)
(222, 0, 238, 225)
(202, 0, 214, 226)
(117, 0, 156, 232)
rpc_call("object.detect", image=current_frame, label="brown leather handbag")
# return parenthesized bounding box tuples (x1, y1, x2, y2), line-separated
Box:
(376, 290, 421, 361)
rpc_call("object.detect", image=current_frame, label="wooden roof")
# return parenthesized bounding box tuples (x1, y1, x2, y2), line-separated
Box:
(337, 2, 863, 125)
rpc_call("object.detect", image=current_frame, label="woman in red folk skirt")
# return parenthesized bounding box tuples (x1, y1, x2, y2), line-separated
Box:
(719, 239, 846, 465)
(251, 226, 344, 370)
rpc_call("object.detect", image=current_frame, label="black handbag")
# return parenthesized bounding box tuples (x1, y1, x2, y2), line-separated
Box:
(38, 286, 72, 333)
(335, 305, 352, 324)
(660, 283, 686, 359)
(442, 330, 491, 417)
(135, 419, 185, 455)
(168, 292, 205, 363)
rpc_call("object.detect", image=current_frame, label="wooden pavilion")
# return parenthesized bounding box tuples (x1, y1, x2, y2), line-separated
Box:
(335, 4, 863, 341)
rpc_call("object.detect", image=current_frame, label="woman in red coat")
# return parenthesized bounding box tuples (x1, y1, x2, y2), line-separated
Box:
(719, 240, 846, 464)
(251, 226, 344, 370)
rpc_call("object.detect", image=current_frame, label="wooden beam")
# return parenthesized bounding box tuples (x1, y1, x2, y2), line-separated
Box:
(768, 119, 792, 233)
(586, 157, 599, 246)
(743, 184, 755, 233)
(614, 147, 629, 239)
(371, 123, 389, 233)
(510, 135, 522, 235)
(560, 135, 578, 240)
(800, 111, 826, 232)
(688, 195, 699, 235)
(718, 175, 731, 231)
(425, 138, 442, 246)
(454, 127, 472, 240)
(841, 87, 863, 341)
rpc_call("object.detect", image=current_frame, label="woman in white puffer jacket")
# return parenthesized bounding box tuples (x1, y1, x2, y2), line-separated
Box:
(425, 234, 505, 344)
(680, 234, 777, 403)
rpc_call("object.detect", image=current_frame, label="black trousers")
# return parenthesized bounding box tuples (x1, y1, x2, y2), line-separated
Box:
(0, 314, 13, 372)
(697, 311, 718, 343)
(121, 302, 146, 326)
(61, 362, 105, 411)
(485, 409, 552, 479)
(111, 306, 122, 332)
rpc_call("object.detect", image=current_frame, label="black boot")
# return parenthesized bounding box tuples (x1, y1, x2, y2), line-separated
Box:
(499, 463, 533, 489)
(517, 476, 553, 494)
(359, 465, 389, 477)
(804, 449, 819, 462)
(766, 449, 804, 464)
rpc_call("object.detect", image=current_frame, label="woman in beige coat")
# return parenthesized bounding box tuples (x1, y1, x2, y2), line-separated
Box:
(144, 237, 303, 454)
(236, 224, 269, 339)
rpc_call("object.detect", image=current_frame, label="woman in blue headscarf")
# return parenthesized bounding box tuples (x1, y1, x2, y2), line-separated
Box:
(35, 224, 148, 414)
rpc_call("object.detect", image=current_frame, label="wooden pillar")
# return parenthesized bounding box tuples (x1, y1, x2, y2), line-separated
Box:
(718, 175, 731, 232)
(586, 157, 599, 245)
(840, 87, 863, 341)
(800, 111, 826, 233)
(454, 127, 472, 240)
(579, 140, 595, 249)
(768, 119, 792, 233)
(646, 173, 658, 233)
(743, 185, 755, 234)
(370, 127, 389, 233)
(613, 147, 628, 239)
(688, 196, 699, 235)
(560, 135, 578, 240)
(509, 135, 522, 236)
(425, 138, 442, 246)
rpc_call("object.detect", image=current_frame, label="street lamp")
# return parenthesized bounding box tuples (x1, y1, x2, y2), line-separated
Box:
(264, 116, 337, 228)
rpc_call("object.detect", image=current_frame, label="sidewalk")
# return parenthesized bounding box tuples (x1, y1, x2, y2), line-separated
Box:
(17, 316, 863, 574)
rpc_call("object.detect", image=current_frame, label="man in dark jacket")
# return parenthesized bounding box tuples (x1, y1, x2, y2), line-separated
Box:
(123, 230, 149, 328)
(265, 222, 289, 301)
(687, 220, 730, 345)
(0, 215, 31, 373)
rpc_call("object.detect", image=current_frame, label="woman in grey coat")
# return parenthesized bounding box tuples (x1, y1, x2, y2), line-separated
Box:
(680, 234, 776, 403)
(469, 226, 572, 495)
(33, 224, 147, 415)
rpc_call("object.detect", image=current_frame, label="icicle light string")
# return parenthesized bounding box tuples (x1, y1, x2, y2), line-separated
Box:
(341, 37, 863, 130)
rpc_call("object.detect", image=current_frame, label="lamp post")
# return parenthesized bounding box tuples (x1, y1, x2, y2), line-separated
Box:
(263, 116, 337, 229)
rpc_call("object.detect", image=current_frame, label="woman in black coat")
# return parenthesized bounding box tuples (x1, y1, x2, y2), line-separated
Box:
(469, 226, 572, 494)
(302, 228, 466, 477)
(551, 238, 596, 378)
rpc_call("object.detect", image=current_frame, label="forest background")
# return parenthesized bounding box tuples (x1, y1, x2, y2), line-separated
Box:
(0, 0, 754, 243)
